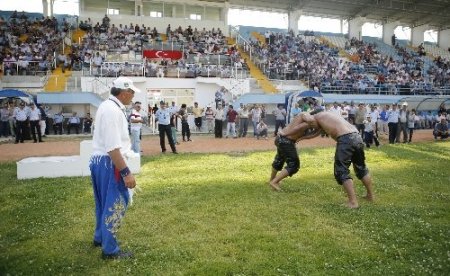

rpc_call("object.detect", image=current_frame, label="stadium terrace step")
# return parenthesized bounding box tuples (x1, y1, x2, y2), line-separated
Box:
(227, 37, 236, 45)
(238, 47, 277, 93)
(72, 29, 86, 44)
(44, 67, 72, 92)
(251, 31, 266, 45)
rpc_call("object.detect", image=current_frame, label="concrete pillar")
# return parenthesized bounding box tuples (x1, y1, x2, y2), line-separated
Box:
(438, 29, 450, 50)
(411, 25, 428, 46)
(288, 10, 302, 35)
(79, 0, 84, 16)
(383, 21, 399, 46)
(172, 5, 177, 18)
(348, 17, 365, 40)
(135, 0, 143, 16)
(42, 0, 49, 17)
(221, 1, 229, 25)
(49, 0, 54, 17)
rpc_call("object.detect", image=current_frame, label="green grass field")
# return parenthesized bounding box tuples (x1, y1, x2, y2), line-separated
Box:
(1, 142, 449, 275)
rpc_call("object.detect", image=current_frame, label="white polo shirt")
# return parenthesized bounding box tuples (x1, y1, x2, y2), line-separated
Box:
(29, 108, 41, 121)
(92, 96, 132, 157)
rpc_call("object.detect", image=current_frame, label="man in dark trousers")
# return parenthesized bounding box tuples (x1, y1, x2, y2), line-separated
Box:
(155, 101, 178, 153)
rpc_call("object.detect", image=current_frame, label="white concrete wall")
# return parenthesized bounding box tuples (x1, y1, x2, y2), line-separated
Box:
(80, 77, 250, 116)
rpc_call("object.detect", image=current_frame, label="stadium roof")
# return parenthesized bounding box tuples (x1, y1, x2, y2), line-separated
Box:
(212, 0, 450, 30)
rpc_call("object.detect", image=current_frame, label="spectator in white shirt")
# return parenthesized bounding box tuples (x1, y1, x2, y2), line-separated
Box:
(28, 103, 43, 143)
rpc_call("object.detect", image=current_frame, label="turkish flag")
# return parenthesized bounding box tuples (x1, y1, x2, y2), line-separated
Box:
(143, 50, 183, 60)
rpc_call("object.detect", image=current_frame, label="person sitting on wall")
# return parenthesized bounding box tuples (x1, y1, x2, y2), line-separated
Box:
(67, 112, 80, 134)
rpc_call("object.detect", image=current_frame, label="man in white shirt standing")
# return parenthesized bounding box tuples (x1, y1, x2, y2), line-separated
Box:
(90, 76, 138, 259)
(28, 103, 43, 143)
(129, 101, 144, 153)
(13, 102, 29, 144)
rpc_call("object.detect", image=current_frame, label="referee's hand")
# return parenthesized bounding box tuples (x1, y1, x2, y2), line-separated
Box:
(123, 174, 136, 189)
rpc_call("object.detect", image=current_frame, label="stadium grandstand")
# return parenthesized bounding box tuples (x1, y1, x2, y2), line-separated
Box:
(0, 0, 449, 134)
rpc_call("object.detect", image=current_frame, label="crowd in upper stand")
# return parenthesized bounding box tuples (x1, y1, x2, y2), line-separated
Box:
(73, 15, 245, 78)
(1, 11, 449, 94)
(0, 11, 246, 78)
(0, 11, 71, 76)
(251, 30, 450, 94)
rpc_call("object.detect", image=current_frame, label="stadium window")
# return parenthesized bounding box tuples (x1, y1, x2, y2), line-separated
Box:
(107, 8, 119, 15)
(189, 14, 201, 20)
(150, 11, 162, 18)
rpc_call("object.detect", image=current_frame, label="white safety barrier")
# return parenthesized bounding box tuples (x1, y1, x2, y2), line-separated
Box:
(17, 140, 140, 179)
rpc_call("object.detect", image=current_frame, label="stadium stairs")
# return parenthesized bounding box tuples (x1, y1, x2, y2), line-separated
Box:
(230, 32, 276, 93)
(44, 29, 85, 92)
(251, 31, 266, 45)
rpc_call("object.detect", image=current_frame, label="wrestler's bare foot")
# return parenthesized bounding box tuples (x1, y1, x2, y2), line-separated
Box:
(347, 201, 359, 209)
(363, 195, 374, 202)
(269, 181, 281, 191)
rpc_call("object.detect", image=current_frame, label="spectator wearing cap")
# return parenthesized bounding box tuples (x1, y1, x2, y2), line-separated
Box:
(397, 102, 409, 143)
(387, 103, 400, 144)
(29, 103, 43, 143)
(13, 102, 29, 144)
(155, 101, 178, 153)
(433, 117, 449, 140)
(90, 76, 138, 259)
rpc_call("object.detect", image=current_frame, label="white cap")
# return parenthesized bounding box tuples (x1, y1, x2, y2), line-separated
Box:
(402, 102, 408, 106)
(112, 77, 140, 93)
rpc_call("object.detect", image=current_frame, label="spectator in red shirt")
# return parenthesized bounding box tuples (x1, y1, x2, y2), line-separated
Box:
(226, 105, 238, 138)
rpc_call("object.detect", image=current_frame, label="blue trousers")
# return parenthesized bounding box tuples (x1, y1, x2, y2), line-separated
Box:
(90, 155, 129, 255)
(130, 128, 141, 153)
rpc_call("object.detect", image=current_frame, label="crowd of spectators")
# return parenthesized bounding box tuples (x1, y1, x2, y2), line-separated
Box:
(73, 15, 246, 78)
(249, 30, 450, 95)
(0, 11, 70, 76)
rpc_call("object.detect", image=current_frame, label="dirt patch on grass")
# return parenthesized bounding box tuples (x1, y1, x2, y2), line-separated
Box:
(0, 129, 436, 162)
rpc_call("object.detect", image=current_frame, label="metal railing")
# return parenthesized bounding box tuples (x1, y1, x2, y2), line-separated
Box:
(319, 85, 450, 96)
(1, 61, 52, 77)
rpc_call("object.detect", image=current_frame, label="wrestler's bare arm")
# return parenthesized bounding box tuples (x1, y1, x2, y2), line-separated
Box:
(298, 128, 321, 141)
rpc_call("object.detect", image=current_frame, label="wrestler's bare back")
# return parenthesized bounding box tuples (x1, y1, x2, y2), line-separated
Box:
(311, 112, 358, 140)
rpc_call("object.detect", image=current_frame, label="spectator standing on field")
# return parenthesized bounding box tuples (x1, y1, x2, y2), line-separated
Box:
(204, 105, 214, 133)
(214, 103, 224, 138)
(192, 102, 204, 132)
(273, 104, 287, 136)
(225, 104, 238, 138)
(387, 103, 400, 144)
(407, 109, 417, 143)
(28, 103, 43, 143)
(129, 101, 144, 153)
